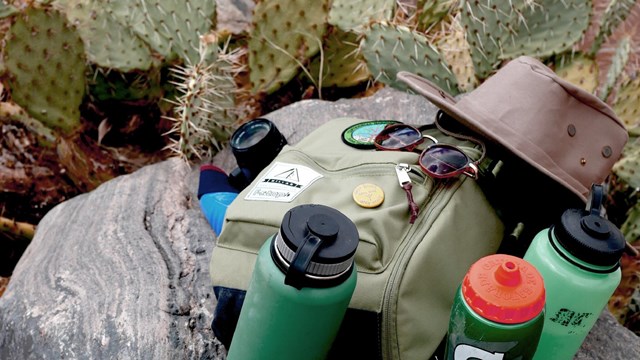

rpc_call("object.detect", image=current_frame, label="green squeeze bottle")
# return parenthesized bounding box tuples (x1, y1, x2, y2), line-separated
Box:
(444, 254, 546, 360)
(524, 184, 626, 360)
(226, 204, 359, 360)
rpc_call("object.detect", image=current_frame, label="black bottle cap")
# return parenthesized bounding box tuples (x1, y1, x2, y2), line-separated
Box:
(273, 204, 359, 289)
(553, 185, 625, 268)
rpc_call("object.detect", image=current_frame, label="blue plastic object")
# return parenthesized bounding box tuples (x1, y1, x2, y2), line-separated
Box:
(198, 165, 239, 236)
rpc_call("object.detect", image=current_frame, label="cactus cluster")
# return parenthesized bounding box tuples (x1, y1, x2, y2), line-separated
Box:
(166, 39, 244, 161)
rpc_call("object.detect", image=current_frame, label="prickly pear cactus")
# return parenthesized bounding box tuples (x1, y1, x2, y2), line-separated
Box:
(554, 54, 599, 94)
(360, 22, 459, 95)
(433, 15, 478, 92)
(416, 0, 456, 31)
(108, 0, 216, 64)
(612, 76, 640, 129)
(55, 0, 154, 71)
(3, 6, 86, 135)
(308, 29, 370, 88)
(592, 0, 637, 52)
(611, 136, 640, 235)
(328, 0, 395, 31)
(167, 40, 243, 161)
(0, 2, 17, 18)
(597, 36, 631, 101)
(609, 251, 640, 324)
(248, 0, 330, 95)
(461, 0, 592, 79)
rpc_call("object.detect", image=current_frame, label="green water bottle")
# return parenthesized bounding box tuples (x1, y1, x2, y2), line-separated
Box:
(226, 204, 359, 360)
(445, 254, 546, 360)
(524, 184, 625, 360)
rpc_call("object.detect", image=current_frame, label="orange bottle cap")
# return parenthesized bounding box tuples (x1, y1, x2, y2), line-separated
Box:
(462, 254, 545, 324)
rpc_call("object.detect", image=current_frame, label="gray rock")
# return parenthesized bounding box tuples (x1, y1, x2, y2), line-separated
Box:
(0, 88, 637, 359)
(216, 0, 254, 35)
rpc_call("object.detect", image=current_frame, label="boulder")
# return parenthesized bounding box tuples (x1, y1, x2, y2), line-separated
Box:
(1, 88, 638, 359)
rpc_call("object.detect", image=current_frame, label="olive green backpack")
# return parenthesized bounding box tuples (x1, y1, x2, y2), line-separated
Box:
(209, 117, 504, 359)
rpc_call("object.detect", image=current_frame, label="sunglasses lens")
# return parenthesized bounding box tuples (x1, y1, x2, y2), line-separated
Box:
(420, 145, 468, 177)
(375, 126, 422, 150)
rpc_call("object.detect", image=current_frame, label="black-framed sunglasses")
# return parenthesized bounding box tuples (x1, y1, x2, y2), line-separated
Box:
(373, 111, 485, 180)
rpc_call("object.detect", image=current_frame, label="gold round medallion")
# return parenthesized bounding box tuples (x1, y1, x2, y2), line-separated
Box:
(353, 183, 384, 208)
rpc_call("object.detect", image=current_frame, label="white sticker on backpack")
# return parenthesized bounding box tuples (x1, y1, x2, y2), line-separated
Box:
(244, 162, 323, 202)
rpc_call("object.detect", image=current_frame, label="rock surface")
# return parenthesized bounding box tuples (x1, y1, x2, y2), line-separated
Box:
(0, 88, 638, 359)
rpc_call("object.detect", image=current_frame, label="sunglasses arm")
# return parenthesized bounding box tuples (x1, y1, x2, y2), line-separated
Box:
(463, 163, 479, 180)
(422, 134, 438, 145)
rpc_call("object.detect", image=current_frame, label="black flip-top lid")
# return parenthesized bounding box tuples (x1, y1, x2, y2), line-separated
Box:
(274, 204, 359, 289)
(553, 185, 625, 268)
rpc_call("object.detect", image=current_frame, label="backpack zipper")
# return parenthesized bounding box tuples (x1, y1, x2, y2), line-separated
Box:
(381, 175, 458, 359)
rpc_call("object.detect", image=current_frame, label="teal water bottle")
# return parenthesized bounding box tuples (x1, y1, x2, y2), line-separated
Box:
(226, 204, 359, 360)
(445, 254, 546, 360)
(524, 184, 625, 360)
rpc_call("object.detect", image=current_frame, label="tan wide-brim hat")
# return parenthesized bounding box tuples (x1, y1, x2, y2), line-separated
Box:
(398, 56, 628, 202)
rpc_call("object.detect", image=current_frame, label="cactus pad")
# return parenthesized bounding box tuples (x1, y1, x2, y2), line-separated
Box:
(612, 76, 640, 129)
(598, 36, 631, 101)
(328, 0, 395, 31)
(360, 22, 459, 94)
(433, 15, 477, 92)
(109, 0, 216, 64)
(3, 6, 85, 134)
(592, 0, 637, 52)
(461, 0, 591, 79)
(55, 0, 154, 71)
(308, 29, 370, 88)
(555, 54, 599, 94)
(248, 0, 330, 94)
(416, 0, 456, 32)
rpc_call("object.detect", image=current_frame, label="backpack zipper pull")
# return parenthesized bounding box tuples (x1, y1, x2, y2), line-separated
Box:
(395, 163, 419, 224)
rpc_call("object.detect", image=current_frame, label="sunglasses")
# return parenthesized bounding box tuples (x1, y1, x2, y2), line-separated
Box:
(373, 111, 485, 180)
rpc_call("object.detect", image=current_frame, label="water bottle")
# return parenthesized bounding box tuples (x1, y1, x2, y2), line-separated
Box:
(445, 254, 546, 360)
(524, 184, 625, 359)
(197, 165, 238, 236)
(226, 204, 359, 360)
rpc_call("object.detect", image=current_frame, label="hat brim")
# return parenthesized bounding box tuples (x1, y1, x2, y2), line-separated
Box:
(397, 71, 590, 202)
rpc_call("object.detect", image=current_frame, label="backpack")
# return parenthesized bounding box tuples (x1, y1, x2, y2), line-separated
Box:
(209, 116, 505, 359)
